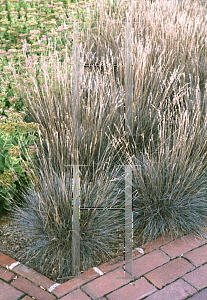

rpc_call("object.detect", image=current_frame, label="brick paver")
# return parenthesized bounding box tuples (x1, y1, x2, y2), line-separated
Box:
(11, 276, 55, 300)
(188, 288, 207, 299)
(161, 235, 207, 258)
(107, 277, 157, 300)
(0, 252, 17, 268)
(1, 232, 207, 300)
(145, 257, 194, 288)
(97, 247, 144, 275)
(183, 244, 207, 267)
(145, 279, 197, 300)
(98, 255, 125, 274)
(182, 263, 207, 290)
(0, 279, 24, 300)
(53, 267, 99, 298)
(13, 263, 55, 290)
(81, 267, 132, 299)
(60, 288, 91, 299)
(130, 250, 170, 278)
(0, 267, 16, 282)
(140, 234, 174, 253)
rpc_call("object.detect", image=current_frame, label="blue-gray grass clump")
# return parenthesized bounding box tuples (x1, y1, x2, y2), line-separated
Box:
(6, 48, 126, 282)
(113, 90, 207, 245)
(8, 136, 125, 281)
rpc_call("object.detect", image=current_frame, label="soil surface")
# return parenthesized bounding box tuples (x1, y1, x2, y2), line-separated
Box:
(0, 213, 27, 264)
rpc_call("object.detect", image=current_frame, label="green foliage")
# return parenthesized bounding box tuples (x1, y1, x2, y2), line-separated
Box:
(0, 0, 95, 112)
(0, 1, 97, 215)
(0, 110, 43, 215)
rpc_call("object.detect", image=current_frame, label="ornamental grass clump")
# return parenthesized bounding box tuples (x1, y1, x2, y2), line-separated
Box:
(7, 137, 125, 282)
(94, 0, 207, 242)
(112, 85, 207, 246)
(6, 11, 126, 281)
(131, 103, 207, 245)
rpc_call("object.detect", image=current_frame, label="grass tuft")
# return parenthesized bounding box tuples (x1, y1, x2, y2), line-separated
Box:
(7, 135, 125, 281)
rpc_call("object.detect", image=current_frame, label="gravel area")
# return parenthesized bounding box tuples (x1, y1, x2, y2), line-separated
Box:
(0, 214, 28, 263)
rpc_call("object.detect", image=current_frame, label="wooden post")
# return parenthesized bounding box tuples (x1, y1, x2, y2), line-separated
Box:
(125, 13, 133, 137)
(124, 165, 133, 279)
(72, 21, 80, 277)
(124, 13, 133, 279)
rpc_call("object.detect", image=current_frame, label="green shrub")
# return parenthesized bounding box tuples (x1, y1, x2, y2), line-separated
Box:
(0, 108, 44, 215)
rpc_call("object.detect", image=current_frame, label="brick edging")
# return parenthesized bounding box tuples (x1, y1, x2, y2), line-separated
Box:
(1, 233, 207, 299)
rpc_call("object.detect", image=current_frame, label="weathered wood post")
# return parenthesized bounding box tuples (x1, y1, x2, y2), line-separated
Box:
(117, 15, 134, 280)
(125, 12, 133, 137)
(72, 21, 81, 277)
(124, 12, 133, 279)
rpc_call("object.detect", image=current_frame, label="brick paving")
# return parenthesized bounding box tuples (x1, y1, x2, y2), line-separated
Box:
(0, 233, 207, 300)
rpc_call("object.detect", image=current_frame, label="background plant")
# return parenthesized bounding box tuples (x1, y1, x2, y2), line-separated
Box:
(0, 108, 44, 215)
(82, 0, 207, 155)
(0, 0, 102, 212)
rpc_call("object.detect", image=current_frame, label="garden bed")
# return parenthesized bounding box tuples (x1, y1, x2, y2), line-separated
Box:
(0, 0, 207, 285)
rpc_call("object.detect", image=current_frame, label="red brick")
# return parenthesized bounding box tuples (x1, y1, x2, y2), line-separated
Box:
(0, 253, 17, 268)
(98, 255, 124, 274)
(130, 250, 170, 278)
(0, 279, 24, 300)
(145, 279, 197, 300)
(188, 288, 207, 300)
(11, 276, 55, 300)
(81, 267, 132, 299)
(53, 267, 99, 298)
(107, 277, 157, 300)
(140, 235, 174, 253)
(21, 297, 34, 300)
(161, 235, 207, 258)
(60, 288, 91, 299)
(183, 244, 207, 267)
(13, 263, 55, 290)
(145, 257, 194, 288)
(183, 263, 207, 290)
(0, 267, 16, 282)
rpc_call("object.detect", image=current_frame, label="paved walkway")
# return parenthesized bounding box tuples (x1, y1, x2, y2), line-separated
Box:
(0, 234, 207, 300)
